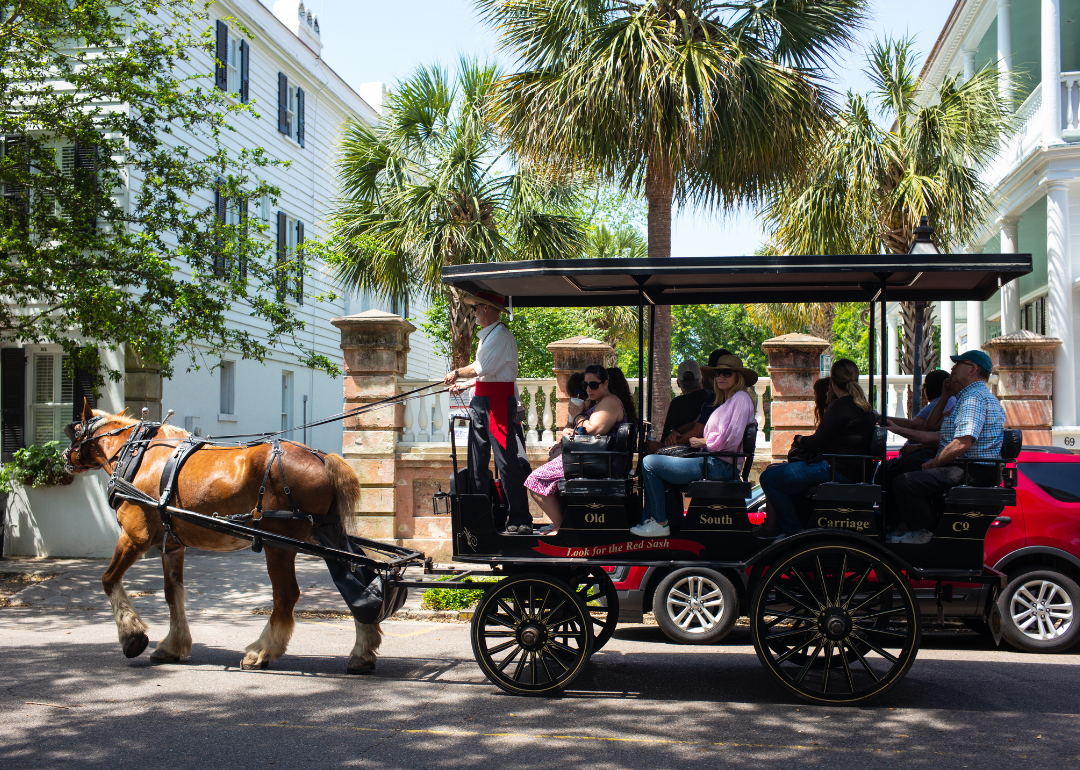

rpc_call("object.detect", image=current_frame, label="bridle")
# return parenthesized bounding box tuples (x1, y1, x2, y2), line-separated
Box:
(63, 416, 139, 474)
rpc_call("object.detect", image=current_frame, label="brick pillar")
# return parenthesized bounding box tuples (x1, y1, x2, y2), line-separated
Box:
(763, 333, 829, 461)
(546, 336, 617, 429)
(983, 330, 1062, 446)
(331, 309, 414, 540)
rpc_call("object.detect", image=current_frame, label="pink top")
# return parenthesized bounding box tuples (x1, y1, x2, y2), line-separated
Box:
(703, 390, 755, 461)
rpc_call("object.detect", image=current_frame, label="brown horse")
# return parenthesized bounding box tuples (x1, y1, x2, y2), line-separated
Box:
(63, 401, 383, 673)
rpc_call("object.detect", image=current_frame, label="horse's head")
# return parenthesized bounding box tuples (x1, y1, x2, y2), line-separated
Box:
(63, 399, 135, 474)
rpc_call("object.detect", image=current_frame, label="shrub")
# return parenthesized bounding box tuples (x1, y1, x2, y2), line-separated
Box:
(0, 442, 71, 493)
(420, 575, 499, 611)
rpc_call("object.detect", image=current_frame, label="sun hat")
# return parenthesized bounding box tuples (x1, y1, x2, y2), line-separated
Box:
(701, 354, 759, 388)
(950, 349, 993, 374)
(676, 360, 702, 387)
(463, 290, 507, 312)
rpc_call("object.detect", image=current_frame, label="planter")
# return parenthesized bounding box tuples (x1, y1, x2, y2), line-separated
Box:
(3, 473, 120, 558)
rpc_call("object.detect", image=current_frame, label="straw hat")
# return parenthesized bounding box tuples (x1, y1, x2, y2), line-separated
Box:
(463, 290, 507, 312)
(701, 354, 758, 388)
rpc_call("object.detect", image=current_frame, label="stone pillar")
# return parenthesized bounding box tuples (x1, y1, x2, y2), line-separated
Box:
(331, 309, 414, 540)
(997, 0, 1012, 102)
(886, 314, 899, 376)
(984, 331, 1062, 445)
(1000, 216, 1022, 334)
(546, 336, 616, 429)
(762, 333, 829, 461)
(1046, 180, 1075, 425)
(939, 301, 956, 370)
(1043, 0, 1063, 145)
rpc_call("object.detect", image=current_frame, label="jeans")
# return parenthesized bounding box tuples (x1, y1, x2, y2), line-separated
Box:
(759, 460, 850, 535)
(640, 454, 738, 524)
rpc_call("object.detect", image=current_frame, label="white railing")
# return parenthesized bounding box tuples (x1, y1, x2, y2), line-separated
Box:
(1062, 72, 1080, 133)
(982, 83, 1042, 189)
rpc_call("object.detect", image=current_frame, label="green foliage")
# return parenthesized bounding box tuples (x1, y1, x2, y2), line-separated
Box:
(420, 575, 499, 611)
(669, 305, 772, 376)
(831, 303, 870, 374)
(1, 1, 336, 379)
(0, 442, 69, 493)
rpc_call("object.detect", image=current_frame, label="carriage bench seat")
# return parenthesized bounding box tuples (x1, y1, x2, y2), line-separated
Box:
(944, 485, 1016, 507)
(686, 480, 752, 499)
(812, 482, 882, 504)
(559, 478, 634, 498)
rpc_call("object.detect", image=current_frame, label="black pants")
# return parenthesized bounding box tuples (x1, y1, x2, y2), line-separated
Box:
(882, 446, 935, 491)
(891, 463, 998, 532)
(468, 395, 532, 527)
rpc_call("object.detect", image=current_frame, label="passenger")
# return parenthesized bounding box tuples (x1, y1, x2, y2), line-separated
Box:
(665, 349, 734, 446)
(700, 348, 733, 401)
(630, 355, 757, 538)
(525, 365, 634, 536)
(564, 371, 589, 430)
(813, 376, 835, 425)
(881, 369, 956, 491)
(887, 351, 1005, 544)
(650, 360, 712, 451)
(756, 359, 876, 540)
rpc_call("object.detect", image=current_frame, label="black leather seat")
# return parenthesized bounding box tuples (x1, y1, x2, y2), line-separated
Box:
(811, 425, 888, 503)
(941, 428, 1023, 507)
(559, 421, 638, 498)
(685, 421, 758, 499)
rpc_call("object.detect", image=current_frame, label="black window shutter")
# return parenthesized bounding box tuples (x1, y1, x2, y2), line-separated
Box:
(296, 87, 305, 147)
(72, 351, 98, 422)
(215, 20, 228, 91)
(2, 135, 28, 231)
(238, 196, 248, 279)
(276, 210, 287, 300)
(214, 178, 226, 277)
(74, 143, 98, 231)
(239, 39, 250, 103)
(277, 73, 289, 134)
(1, 347, 25, 461)
(295, 220, 304, 305)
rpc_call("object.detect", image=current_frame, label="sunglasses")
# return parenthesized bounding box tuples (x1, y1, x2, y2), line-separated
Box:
(584, 380, 604, 390)
(712, 368, 735, 378)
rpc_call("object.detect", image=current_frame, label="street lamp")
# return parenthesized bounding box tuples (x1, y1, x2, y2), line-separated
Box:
(907, 216, 940, 413)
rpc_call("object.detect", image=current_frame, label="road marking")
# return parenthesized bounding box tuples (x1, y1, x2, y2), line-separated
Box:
(384, 627, 442, 639)
(237, 722, 962, 755)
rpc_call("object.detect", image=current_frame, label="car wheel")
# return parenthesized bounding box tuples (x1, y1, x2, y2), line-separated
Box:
(997, 570, 1080, 653)
(653, 568, 738, 645)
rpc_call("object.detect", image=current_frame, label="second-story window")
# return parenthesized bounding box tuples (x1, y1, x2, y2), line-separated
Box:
(276, 72, 305, 146)
(216, 21, 249, 103)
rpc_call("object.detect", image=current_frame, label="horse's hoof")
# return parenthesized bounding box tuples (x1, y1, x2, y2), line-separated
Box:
(241, 657, 270, 671)
(123, 633, 149, 659)
(150, 650, 180, 664)
(347, 661, 376, 675)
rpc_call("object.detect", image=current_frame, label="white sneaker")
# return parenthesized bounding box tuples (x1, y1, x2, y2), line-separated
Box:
(897, 529, 933, 544)
(630, 519, 670, 538)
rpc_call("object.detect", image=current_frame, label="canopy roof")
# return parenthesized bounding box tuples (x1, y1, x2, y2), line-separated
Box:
(440, 254, 1032, 307)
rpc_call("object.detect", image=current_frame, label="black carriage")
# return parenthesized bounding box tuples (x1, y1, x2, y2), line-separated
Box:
(433, 247, 1032, 704)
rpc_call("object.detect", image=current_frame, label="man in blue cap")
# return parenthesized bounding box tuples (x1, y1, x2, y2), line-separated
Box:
(888, 349, 1006, 544)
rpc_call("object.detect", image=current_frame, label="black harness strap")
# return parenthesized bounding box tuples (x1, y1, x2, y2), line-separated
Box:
(156, 437, 208, 542)
(107, 423, 161, 510)
(246, 440, 336, 526)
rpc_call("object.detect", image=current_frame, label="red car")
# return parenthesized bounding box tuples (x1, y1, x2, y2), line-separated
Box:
(606, 446, 1080, 653)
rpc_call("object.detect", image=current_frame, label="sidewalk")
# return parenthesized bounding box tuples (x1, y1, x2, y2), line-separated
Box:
(0, 549, 438, 619)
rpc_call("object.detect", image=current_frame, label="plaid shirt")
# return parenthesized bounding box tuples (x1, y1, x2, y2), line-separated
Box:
(938, 381, 1005, 461)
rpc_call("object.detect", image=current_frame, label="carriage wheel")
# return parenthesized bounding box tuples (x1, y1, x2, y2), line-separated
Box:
(576, 568, 619, 653)
(470, 573, 594, 695)
(750, 540, 920, 705)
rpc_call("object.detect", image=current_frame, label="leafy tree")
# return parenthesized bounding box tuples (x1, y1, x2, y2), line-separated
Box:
(669, 305, 771, 376)
(478, 0, 866, 430)
(0, 0, 334, 380)
(330, 59, 586, 369)
(762, 37, 1013, 374)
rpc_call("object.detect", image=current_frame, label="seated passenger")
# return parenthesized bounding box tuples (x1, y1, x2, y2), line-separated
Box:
(630, 355, 757, 538)
(882, 368, 955, 490)
(757, 359, 876, 539)
(648, 360, 711, 451)
(563, 371, 590, 430)
(887, 351, 1005, 544)
(664, 349, 734, 447)
(525, 365, 636, 536)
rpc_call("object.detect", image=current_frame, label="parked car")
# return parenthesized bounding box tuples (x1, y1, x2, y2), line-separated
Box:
(606, 446, 1080, 653)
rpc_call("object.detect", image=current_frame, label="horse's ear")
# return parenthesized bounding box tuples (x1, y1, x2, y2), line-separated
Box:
(81, 398, 94, 423)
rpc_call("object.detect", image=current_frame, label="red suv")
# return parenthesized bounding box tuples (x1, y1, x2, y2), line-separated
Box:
(606, 446, 1080, 653)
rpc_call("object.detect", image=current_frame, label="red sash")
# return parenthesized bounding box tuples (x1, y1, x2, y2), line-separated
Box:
(474, 381, 514, 450)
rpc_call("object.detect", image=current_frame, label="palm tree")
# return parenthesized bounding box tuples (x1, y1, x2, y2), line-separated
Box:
(745, 302, 835, 342)
(762, 37, 1013, 375)
(476, 0, 866, 430)
(332, 59, 586, 367)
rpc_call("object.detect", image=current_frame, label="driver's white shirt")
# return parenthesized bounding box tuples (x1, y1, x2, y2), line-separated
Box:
(472, 322, 518, 383)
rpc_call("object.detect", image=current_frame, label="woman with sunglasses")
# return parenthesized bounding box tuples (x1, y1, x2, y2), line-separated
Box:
(525, 365, 635, 535)
(631, 355, 757, 538)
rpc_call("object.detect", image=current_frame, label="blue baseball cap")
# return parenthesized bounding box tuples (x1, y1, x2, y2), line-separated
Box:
(950, 349, 993, 373)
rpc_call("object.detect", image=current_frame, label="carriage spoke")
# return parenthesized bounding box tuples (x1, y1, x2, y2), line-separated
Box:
(852, 624, 909, 639)
(816, 556, 831, 606)
(842, 565, 873, 610)
(486, 615, 517, 630)
(838, 639, 857, 693)
(834, 554, 848, 606)
(485, 639, 518, 655)
(539, 649, 556, 681)
(774, 635, 818, 665)
(850, 631, 900, 664)
(774, 584, 819, 615)
(549, 639, 582, 656)
(822, 642, 833, 692)
(850, 582, 896, 615)
(540, 599, 568, 624)
(496, 646, 523, 672)
(854, 606, 908, 621)
(767, 625, 819, 641)
(795, 640, 825, 684)
(530, 651, 537, 685)
(792, 568, 826, 610)
(496, 598, 523, 625)
(511, 589, 529, 620)
(512, 648, 528, 681)
(763, 609, 815, 623)
(847, 637, 882, 682)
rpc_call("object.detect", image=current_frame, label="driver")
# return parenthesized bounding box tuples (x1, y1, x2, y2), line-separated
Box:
(444, 291, 533, 535)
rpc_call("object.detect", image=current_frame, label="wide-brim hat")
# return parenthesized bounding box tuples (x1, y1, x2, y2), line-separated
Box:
(463, 289, 507, 312)
(701, 354, 759, 388)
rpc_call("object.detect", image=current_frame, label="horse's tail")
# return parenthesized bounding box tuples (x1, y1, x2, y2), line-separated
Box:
(324, 453, 362, 529)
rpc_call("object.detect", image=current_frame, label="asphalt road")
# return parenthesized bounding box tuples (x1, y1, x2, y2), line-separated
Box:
(1, 554, 1079, 769)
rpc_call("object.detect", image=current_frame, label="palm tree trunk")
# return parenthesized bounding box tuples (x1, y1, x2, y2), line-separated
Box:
(646, 157, 674, 435)
(448, 287, 475, 370)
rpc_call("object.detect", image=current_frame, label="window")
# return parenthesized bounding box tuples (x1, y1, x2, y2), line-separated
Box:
(281, 371, 292, 435)
(1018, 462, 1080, 503)
(1, 135, 28, 231)
(276, 211, 303, 304)
(219, 360, 235, 416)
(28, 352, 72, 444)
(1021, 295, 1047, 336)
(276, 72, 304, 145)
(259, 193, 271, 225)
(216, 22, 249, 102)
(227, 36, 240, 95)
(213, 180, 247, 279)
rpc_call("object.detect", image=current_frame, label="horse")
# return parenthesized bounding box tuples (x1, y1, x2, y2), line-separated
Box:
(62, 400, 383, 673)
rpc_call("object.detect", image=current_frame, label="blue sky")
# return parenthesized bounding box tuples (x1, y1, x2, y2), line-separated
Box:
(304, 0, 956, 256)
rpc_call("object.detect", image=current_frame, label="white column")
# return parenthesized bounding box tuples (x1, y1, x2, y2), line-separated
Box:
(98, 345, 125, 414)
(1047, 180, 1075, 425)
(1043, 0, 1063, 144)
(998, 0, 1012, 103)
(999, 216, 1022, 334)
(886, 314, 899, 375)
(939, 301, 956, 369)
(966, 300, 985, 353)
(963, 48, 977, 82)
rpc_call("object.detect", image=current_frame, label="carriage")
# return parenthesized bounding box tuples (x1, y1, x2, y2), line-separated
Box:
(429, 245, 1032, 705)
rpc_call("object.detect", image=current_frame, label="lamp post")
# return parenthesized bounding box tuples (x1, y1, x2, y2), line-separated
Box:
(907, 217, 940, 414)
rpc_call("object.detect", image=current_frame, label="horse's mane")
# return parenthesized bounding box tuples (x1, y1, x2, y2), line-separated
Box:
(95, 409, 189, 439)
